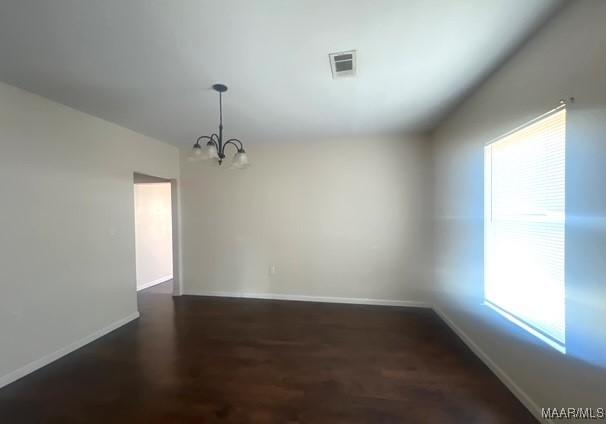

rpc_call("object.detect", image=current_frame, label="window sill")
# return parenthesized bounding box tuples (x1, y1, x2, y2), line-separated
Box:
(484, 301, 566, 354)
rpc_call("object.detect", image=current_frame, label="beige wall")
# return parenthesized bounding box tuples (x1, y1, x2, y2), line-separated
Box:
(134, 183, 173, 290)
(0, 82, 179, 386)
(180, 135, 433, 304)
(431, 1, 606, 418)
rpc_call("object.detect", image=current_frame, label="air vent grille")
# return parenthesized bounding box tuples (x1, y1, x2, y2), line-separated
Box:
(329, 50, 356, 78)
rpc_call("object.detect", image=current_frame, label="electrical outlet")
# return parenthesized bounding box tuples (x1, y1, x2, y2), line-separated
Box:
(269, 265, 277, 276)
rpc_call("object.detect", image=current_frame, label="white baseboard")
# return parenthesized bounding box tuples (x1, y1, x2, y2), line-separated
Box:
(433, 307, 548, 423)
(183, 289, 431, 309)
(137, 275, 173, 291)
(0, 312, 140, 389)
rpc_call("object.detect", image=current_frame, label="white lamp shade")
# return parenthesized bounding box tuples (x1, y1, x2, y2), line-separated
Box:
(188, 145, 203, 161)
(231, 151, 249, 169)
(205, 143, 219, 160)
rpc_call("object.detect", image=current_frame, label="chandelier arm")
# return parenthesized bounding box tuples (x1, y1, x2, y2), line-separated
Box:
(225, 138, 244, 151)
(195, 135, 212, 146)
(223, 139, 242, 153)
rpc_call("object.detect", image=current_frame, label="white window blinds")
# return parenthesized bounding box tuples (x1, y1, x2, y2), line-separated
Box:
(484, 108, 566, 349)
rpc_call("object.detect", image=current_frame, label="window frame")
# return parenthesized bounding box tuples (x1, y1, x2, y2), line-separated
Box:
(483, 104, 567, 354)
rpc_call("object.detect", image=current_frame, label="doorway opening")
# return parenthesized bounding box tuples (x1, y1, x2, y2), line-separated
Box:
(133, 173, 176, 295)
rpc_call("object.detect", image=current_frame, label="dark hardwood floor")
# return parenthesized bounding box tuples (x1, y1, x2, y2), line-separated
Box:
(0, 284, 536, 423)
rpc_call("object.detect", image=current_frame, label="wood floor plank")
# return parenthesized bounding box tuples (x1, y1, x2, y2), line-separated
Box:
(0, 285, 536, 423)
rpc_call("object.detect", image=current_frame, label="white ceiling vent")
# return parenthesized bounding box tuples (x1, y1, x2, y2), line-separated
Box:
(329, 50, 356, 78)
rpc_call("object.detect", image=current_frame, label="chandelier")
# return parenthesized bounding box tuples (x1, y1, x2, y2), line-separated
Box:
(190, 84, 249, 168)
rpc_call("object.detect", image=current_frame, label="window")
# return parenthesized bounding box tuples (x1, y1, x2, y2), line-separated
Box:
(484, 107, 566, 352)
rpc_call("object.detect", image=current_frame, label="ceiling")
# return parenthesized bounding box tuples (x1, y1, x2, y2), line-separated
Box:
(0, 0, 561, 146)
